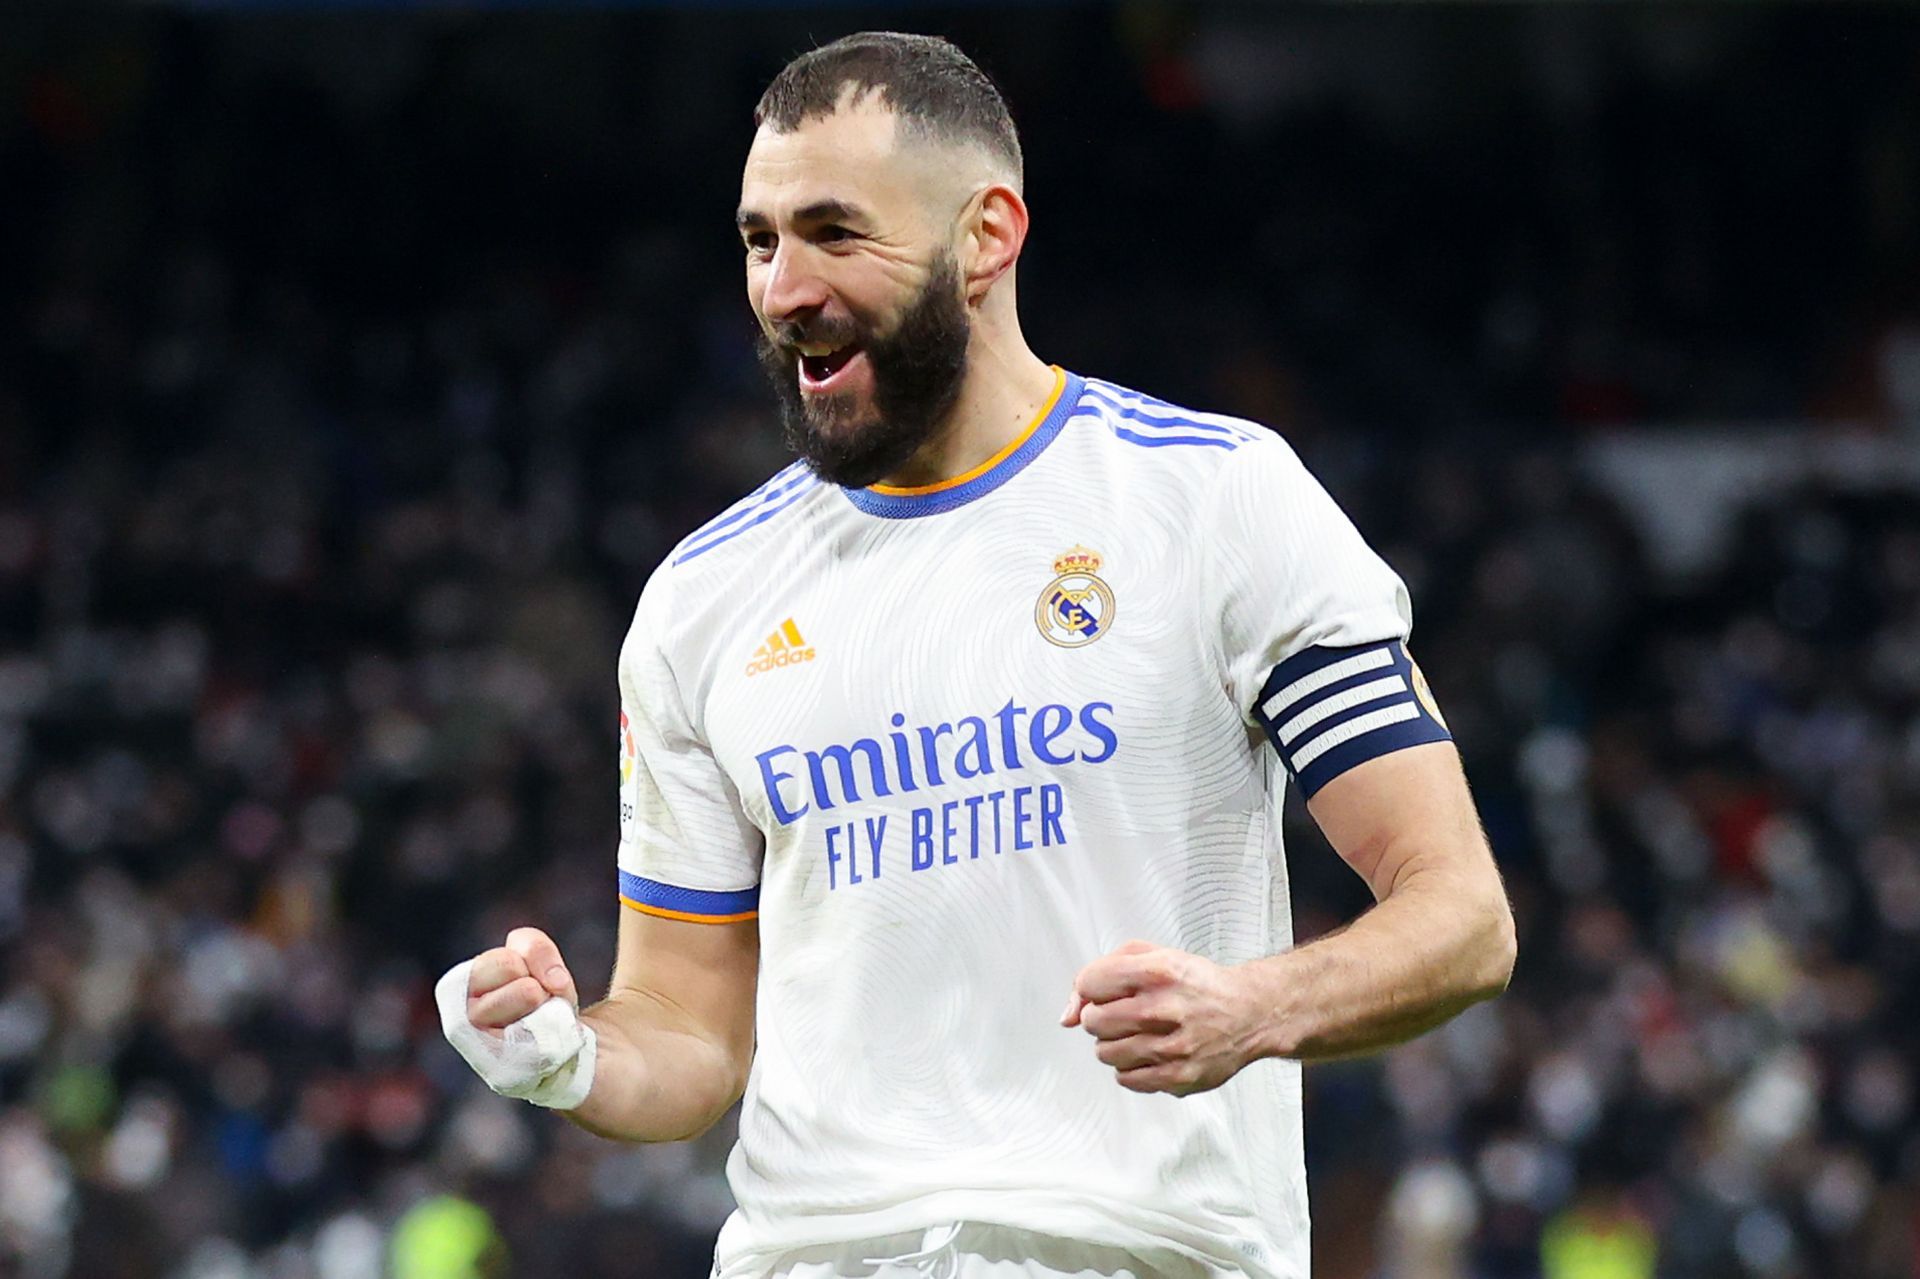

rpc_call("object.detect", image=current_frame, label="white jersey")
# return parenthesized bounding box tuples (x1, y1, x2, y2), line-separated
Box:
(614, 368, 1451, 1279)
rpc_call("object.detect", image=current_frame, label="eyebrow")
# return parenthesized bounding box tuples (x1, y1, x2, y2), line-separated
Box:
(735, 199, 871, 231)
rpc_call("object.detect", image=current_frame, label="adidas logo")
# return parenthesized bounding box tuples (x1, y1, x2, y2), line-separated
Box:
(745, 618, 817, 677)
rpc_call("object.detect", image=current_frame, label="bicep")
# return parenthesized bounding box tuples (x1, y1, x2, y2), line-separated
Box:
(610, 906, 758, 1066)
(1303, 740, 1495, 902)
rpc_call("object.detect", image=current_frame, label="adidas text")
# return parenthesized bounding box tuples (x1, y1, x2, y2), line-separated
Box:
(747, 646, 816, 676)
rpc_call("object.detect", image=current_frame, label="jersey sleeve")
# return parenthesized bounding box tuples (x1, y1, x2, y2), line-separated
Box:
(616, 577, 764, 923)
(1208, 435, 1451, 800)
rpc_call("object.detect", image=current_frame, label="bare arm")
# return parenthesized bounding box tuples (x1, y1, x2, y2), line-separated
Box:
(567, 907, 758, 1142)
(465, 910, 757, 1142)
(1240, 740, 1515, 1060)
(1068, 741, 1515, 1092)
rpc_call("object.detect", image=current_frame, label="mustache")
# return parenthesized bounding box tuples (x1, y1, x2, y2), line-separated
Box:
(767, 316, 863, 353)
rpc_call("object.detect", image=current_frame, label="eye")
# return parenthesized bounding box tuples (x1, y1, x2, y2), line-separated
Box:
(744, 231, 776, 257)
(815, 225, 857, 244)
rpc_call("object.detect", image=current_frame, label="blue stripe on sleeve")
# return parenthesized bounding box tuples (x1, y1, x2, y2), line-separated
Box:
(680, 465, 812, 546)
(1067, 394, 1248, 450)
(673, 478, 819, 564)
(617, 871, 760, 919)
(1106, 425, 1238, 450)
(1078, 385, 1255, 439)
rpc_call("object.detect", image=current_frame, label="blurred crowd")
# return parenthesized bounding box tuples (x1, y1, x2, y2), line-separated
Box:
(4, 8, 1920, 1279)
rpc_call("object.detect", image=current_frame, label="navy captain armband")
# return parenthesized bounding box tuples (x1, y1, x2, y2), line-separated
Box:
(1253, 640, 1451, 799)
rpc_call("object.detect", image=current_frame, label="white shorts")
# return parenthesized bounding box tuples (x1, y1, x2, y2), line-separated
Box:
(726, 1222, 1249, 1279)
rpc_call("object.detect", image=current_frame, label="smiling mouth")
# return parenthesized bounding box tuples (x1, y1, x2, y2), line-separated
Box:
(798, 344, 863, 390)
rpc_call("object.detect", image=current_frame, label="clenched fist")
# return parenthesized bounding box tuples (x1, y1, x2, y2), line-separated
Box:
(436, 927, 597, 1110)
(1062, 940, 1262, 1097)
(466, 927, 580, 1028)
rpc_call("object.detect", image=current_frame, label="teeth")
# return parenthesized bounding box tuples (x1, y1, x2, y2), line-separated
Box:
(797, 343, 843, 358)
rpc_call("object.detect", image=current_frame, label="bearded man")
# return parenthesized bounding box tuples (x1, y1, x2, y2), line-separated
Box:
(438, 32, 1515, 1279)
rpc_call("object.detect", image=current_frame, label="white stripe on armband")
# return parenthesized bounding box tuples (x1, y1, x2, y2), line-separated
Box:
(1253, 640, 1451, 798)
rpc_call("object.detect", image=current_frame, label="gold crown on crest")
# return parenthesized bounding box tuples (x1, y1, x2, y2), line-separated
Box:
(1053, 546, 1103, 575)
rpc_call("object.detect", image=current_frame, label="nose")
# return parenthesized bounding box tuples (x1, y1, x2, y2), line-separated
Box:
(757, 241, 831, 327)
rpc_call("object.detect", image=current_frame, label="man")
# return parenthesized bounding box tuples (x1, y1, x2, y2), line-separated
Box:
(437, 31, 1515, 1279)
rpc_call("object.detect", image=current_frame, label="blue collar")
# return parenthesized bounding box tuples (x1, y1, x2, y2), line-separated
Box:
(841, 369, 1083, 519)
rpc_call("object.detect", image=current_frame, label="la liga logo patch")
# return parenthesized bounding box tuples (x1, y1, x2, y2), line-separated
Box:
(619, 710, 636, 785)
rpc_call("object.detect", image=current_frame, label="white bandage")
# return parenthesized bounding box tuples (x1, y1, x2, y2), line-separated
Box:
(435, 960, 597, 1110)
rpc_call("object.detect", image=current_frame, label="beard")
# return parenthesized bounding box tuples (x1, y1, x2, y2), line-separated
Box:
(756, 254, 971, 489)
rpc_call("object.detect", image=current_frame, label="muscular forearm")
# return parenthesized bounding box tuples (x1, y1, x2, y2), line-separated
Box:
(1067, 748, 1513, 1092)
(566, 988, 748, 1143)
(1239, 861, 1514, 1061)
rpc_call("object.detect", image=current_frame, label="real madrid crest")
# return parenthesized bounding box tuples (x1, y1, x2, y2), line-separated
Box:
(1036, 545, 1115, 648)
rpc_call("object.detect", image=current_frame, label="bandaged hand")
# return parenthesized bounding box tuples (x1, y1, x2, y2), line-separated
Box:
(436, 927, 597, 1110)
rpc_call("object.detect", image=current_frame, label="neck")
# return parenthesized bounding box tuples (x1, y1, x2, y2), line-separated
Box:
(871, 324, 1057, 490)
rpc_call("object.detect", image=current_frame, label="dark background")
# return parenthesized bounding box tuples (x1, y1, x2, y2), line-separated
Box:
(4, 5, 1920, 1278)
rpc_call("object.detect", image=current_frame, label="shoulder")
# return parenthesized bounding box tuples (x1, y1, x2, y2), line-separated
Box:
(625, 459, 828, 659)
(1067, 376, 1266, 449)
(664, 460, 826, 572)
(1061, 374, 1311, 491)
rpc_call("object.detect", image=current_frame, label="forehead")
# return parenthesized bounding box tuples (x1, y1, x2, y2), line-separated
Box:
(741, 94, 920, 218)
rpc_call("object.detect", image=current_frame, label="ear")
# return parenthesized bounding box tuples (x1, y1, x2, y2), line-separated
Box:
(961, 183, 1029, 304)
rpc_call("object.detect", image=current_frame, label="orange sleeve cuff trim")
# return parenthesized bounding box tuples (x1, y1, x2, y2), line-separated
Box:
(619, 895, 758, 924)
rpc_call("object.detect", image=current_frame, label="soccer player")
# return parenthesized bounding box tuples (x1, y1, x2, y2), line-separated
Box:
(437, 32, 1516, 1279)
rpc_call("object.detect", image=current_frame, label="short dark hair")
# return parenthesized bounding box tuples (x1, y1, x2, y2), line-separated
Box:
(755, 32, 1023, 185)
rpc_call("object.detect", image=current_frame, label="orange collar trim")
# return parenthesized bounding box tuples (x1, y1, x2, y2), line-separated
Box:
(867, 366, 1068, 497)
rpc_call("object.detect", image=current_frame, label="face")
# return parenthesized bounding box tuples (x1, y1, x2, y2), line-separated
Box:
(738, 94, 974, 487)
